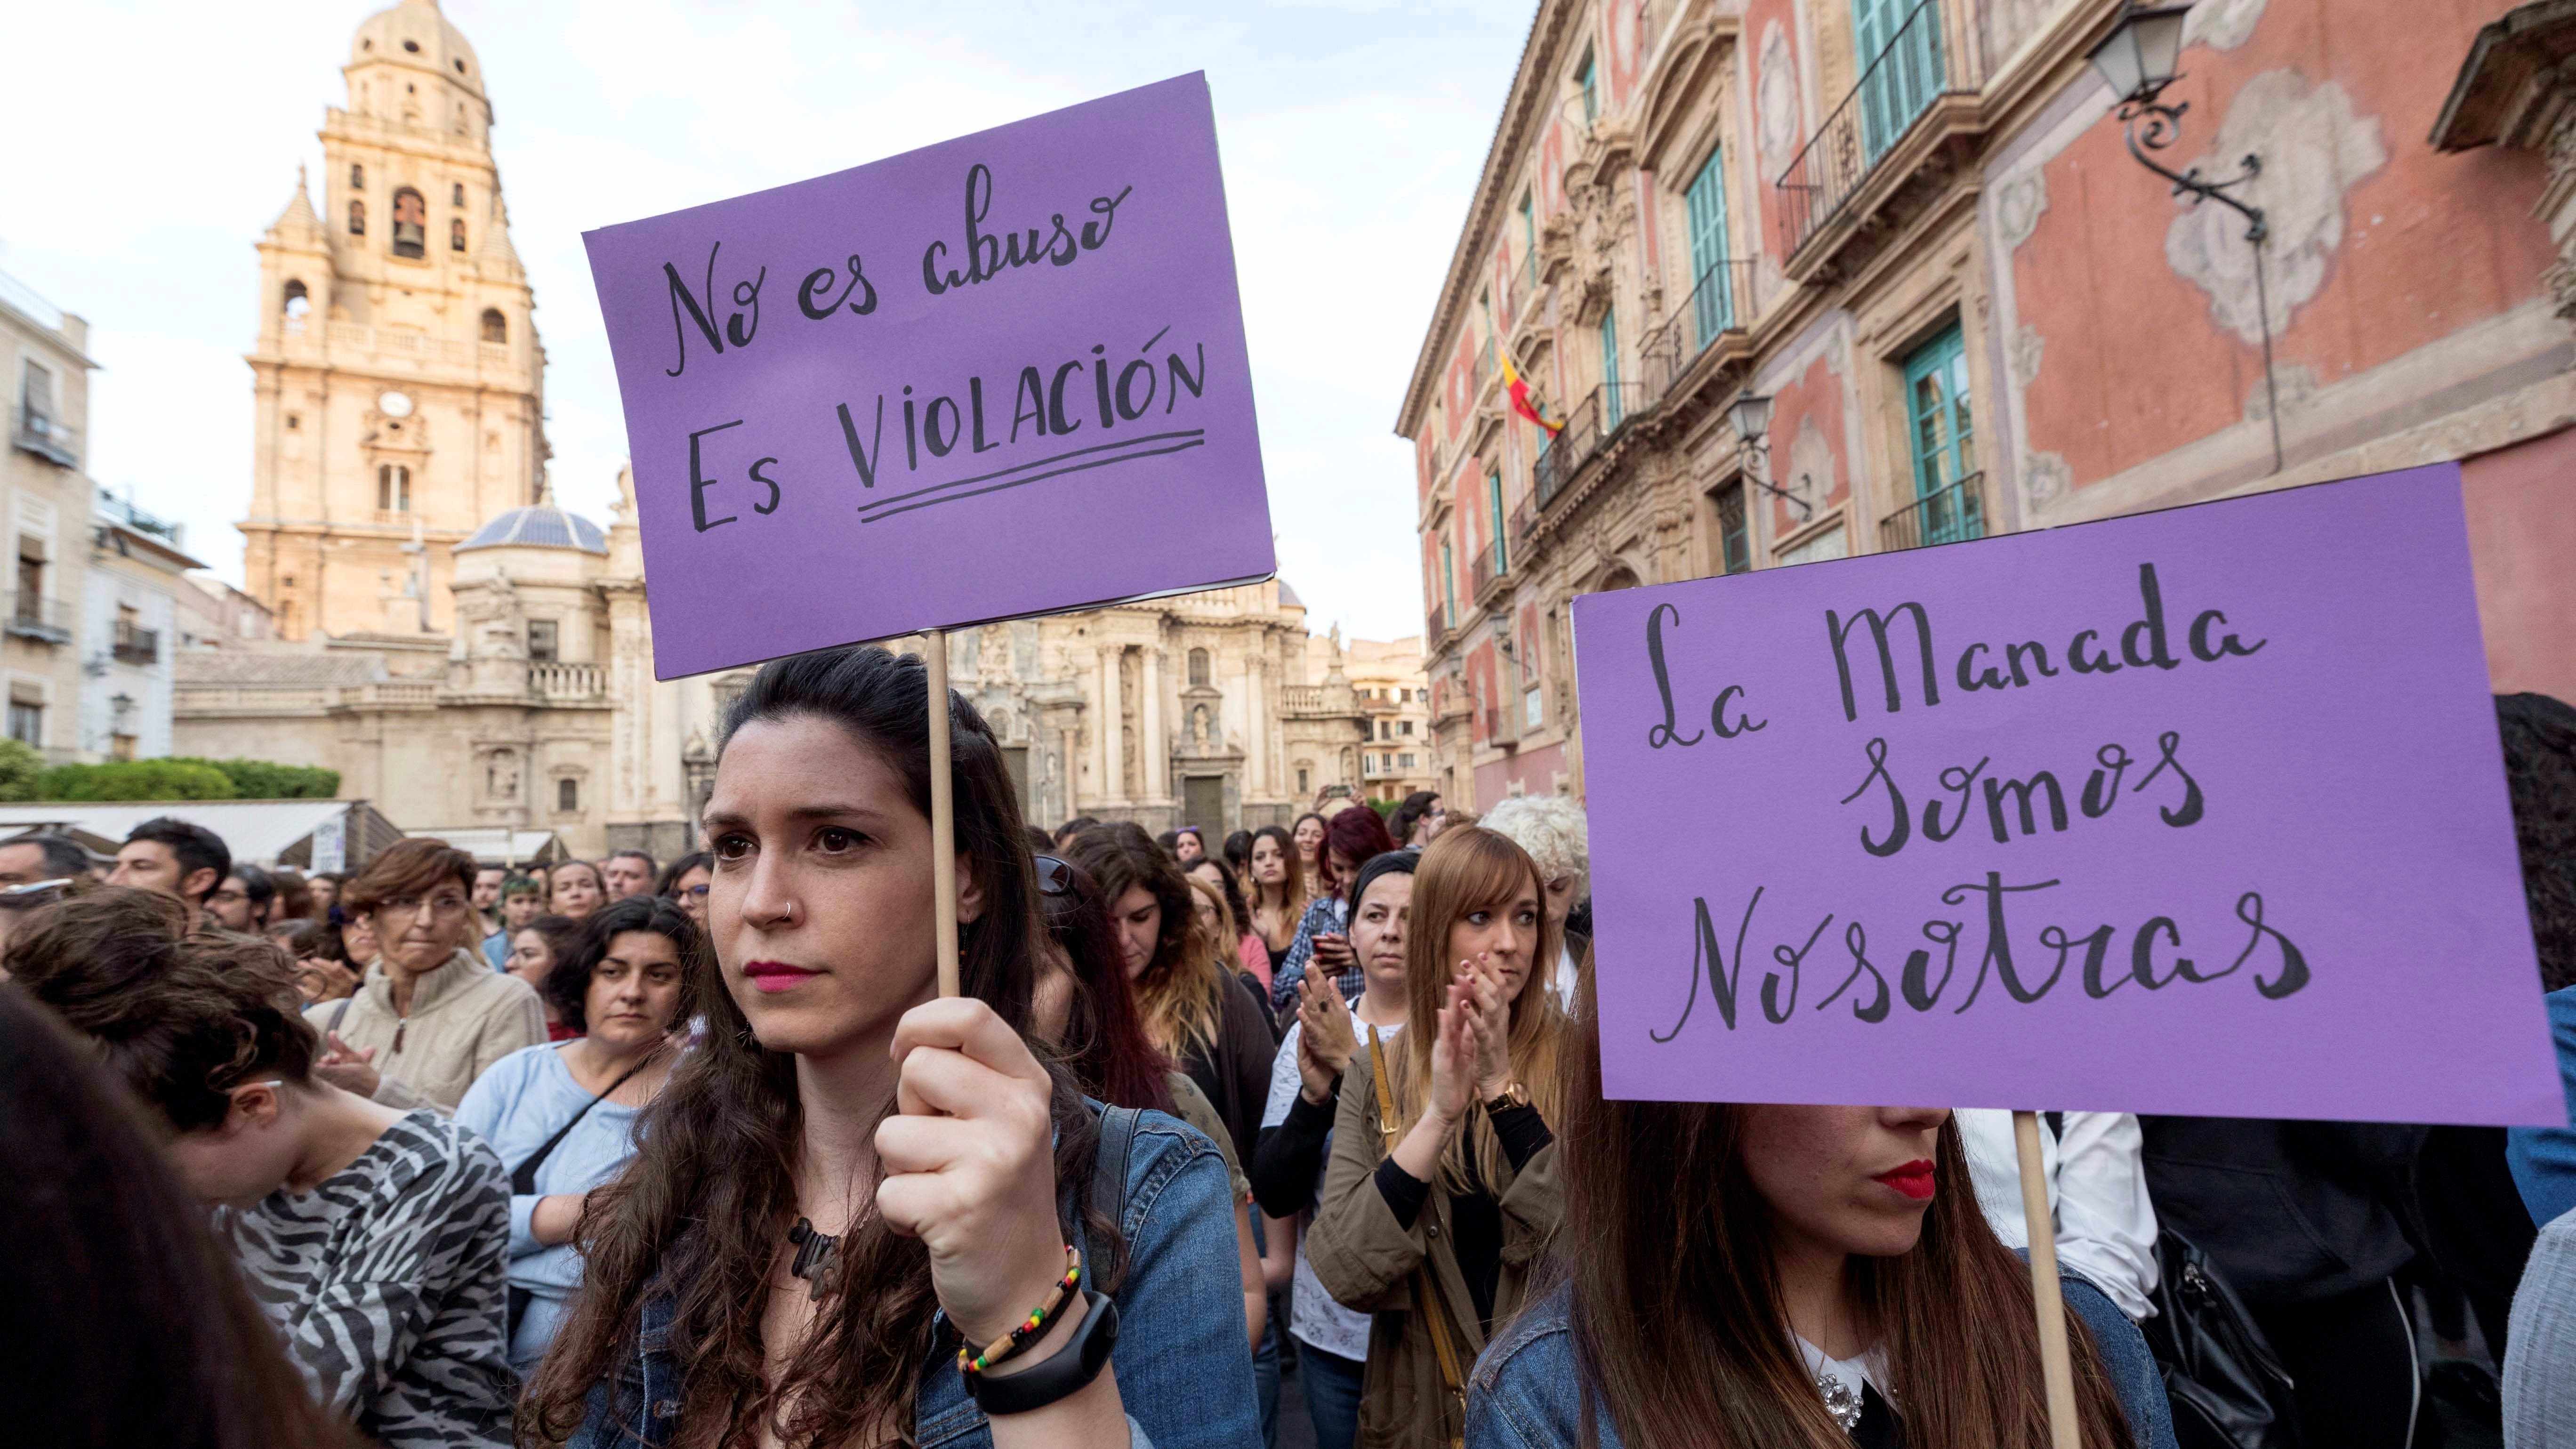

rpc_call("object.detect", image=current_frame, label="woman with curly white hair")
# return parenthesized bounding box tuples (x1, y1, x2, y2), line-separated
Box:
(1478, 793, 1590, 1008)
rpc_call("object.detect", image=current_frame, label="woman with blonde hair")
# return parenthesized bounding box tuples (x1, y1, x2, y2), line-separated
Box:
(1305, 827, 1568, 1448)
(1070, 823, 1274, 1165)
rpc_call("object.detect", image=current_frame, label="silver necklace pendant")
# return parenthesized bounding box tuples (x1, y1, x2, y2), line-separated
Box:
(1813, 1369, 1865, 1433)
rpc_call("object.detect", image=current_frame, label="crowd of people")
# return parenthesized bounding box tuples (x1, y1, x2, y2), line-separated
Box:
(0, 652, 2569, 1449)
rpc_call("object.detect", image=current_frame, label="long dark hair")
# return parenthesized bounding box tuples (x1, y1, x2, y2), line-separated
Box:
(1185, 855, 1253, 948)
(1038, 852, 1176, 1112)
(0, 985, 363, 1449)
(654, 851, 713, 898)
(543, 894, 701, 1033)
(523, 645, 1114, 1448)
(1247, 822, 1308, 918)
(2497, 692, 2576, 991)
(1554, 973, 2137, 1449)
(1071, 823, 1227, 1060)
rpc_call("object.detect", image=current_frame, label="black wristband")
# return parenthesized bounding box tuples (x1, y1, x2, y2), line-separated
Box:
(964, 1289, 1120, 1417)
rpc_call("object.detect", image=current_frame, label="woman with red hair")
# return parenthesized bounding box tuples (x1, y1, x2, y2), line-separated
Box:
(1267, 805, 1397, 1012)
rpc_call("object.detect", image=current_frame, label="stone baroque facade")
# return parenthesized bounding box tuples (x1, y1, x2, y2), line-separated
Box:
(866, 582, 1414, 837)
(241, 0, 547, 644)
(1405, 0, 2576, 811)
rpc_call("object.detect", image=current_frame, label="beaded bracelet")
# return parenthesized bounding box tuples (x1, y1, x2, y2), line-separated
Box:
(958, 1245, 1084, 1376)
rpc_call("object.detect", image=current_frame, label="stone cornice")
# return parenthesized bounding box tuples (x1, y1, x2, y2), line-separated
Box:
(1395, 1, 1575, 436)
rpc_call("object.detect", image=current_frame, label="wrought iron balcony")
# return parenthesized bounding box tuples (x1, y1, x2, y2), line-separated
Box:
(1773, 0, 1981, 270)
(1879, 473, 1988, 552)
(7, 593, 70, 645)
(1639, 258, 1758, 401)
(12, 407, 79, 468)
(1426, 602, 1449, 644)
(111, 621, 159, 665)
(1469, 547, 1507, 603)
(1531, 383, 1652, 514)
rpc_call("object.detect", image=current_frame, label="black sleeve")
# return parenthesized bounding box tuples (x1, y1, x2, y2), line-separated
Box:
(1489, 1103, 1554, 1174)
(1249, 1090, 1338, 1218)
(1374, 1157, 1432, 1230)
(1221, 987, 1275, 1165)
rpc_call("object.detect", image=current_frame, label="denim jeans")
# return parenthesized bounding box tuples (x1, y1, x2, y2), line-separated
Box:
(1254, 1316, 1280, 1448)
(1298, 1341, 1366, 1449)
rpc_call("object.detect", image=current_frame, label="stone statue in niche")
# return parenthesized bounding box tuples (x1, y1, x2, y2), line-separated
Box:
(1191, 704, 1211, 745)
(485, 748, 521, 802)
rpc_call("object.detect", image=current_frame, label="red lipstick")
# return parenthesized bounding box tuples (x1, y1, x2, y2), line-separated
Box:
(743, 961, 822, 994)
(1874, 1159, 1936, 1201)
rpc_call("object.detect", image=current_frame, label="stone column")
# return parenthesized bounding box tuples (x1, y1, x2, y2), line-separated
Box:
(1244, 654, 1266, 797)
(1099, 645, 1124, 804)
(1142, 642, 1166, 802)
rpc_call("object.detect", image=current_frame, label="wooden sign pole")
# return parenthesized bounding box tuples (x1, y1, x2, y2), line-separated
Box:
(925, 628, 960, 998)
(2015, 1110, 2083, 1449)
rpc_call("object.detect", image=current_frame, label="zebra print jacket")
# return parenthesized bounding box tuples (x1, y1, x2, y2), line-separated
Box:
(218, 1108, 516, 1449)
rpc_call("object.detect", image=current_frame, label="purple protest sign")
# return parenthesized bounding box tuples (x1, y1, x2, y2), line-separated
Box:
(583, 74, 1273, 679)
(1571, 465, 2560, 1125)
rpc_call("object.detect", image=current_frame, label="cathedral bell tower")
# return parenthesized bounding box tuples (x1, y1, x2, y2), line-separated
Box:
(242, 0, 547, 642)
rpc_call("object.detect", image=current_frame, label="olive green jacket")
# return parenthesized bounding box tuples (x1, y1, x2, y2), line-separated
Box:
(1303, 1047, 1562, 1449)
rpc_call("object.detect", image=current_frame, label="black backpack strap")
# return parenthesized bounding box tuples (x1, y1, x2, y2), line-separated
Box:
(2045, 1110, 2065, 1143)
(1091, 1103, 1140, 1238)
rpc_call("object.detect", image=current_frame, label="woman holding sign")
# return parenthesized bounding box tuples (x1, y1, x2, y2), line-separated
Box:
(1465, 975, 2177, 1449)
(523, 646, 1257, 1449)
(1304, 827, 1568, 1449)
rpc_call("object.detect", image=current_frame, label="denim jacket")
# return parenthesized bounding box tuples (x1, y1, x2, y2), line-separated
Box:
(1468, 1274, 2180, 1449)
(565, 1106, 1261, 1449)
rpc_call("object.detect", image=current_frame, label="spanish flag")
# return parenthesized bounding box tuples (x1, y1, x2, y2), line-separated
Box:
(1501, 352, 1563, 438)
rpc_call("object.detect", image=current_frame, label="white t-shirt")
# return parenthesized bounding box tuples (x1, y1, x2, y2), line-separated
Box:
(1262, 1011, 1406, 1362)
(1954, 1108, 2160, 1320)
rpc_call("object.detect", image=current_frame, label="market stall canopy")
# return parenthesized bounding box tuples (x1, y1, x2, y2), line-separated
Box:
(424, 827, 565, 869)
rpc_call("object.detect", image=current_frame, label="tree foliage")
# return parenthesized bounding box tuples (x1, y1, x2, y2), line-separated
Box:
(35, 759, 239, 801)
(0, 739, 42, 802)
(170, 757, 341, 799)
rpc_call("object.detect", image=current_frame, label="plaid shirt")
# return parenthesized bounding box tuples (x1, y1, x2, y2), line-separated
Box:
(1267, 894, 1359, 1010)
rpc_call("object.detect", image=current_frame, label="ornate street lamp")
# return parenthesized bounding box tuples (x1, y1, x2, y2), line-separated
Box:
(2085, 3, 2188, 105)
(2087, 2, 2283, 471)
(1727, 389, 1811, 520)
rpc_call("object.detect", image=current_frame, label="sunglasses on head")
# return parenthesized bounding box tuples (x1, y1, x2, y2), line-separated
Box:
(1032, 854, 1072, 898)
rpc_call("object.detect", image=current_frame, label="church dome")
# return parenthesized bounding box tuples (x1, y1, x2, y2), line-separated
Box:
(350, 0, 485, 99)
(1276, 578, 1304, 610)
(456, 504, 606, 555)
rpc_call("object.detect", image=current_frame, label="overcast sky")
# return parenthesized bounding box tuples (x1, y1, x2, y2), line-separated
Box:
(0, 0, 1528, 642)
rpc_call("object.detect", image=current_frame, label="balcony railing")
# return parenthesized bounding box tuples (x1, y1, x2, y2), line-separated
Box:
(1639, 258, 1758, 401)
(1426, 602, 1449, 643)
(1469, 548, 1506, 602)
(1509, 497, 1534, 545)
(529, 660, 605, 700)
(13, 407, 79, 468)
(1773, 0, 1978, 263)
(1879, 473, 1988, 552)
(111, 622, 159, 665)
(100, 493, 183, 544)
(1532, 383, 1653, 513)
(7, 593, 70, 644)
